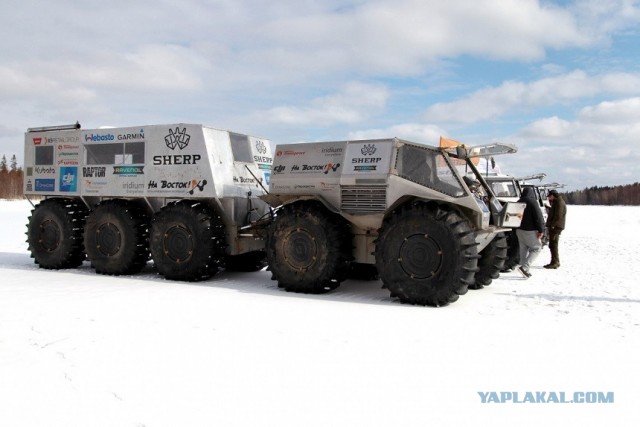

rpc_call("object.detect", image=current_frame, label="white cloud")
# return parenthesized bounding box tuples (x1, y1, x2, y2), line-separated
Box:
(348, 123, 446, 144)
(571, 0, 640, 37)
(500, 97, 640, 189)
(424, 70, 640, 123)
(261, 82, 389, 126)
(519, 97, 640, 141)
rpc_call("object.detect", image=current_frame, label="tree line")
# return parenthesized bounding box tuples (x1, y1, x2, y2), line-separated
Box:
(0, 155, 24, 199)
(562, 182, 640, 206)
(2, 153, 639, 205)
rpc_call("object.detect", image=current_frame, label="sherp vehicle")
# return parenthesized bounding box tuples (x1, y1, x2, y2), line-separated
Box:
(24, 122, 272, 280)
(263, 138, 526, 306)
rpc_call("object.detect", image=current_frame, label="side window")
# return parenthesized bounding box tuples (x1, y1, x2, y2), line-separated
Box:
(35, 146, 54, 165)
(125, 142, 145, 164)
(230, 132, 253, 162)
(397, 145, 432, 186)
(397, 144, 465, 197)
(86, 143, 145, 165)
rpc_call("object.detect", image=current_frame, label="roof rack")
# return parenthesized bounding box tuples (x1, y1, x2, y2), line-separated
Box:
(27, 122, 81, 133)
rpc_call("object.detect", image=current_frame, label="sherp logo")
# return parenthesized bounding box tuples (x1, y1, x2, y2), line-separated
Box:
(361, 144, 376, 155)
(165, 127, 190, 150)
(256, 140, 267, 155)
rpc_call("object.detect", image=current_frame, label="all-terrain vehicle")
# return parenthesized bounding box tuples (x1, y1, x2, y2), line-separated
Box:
(23, 122, 272, 280)
(263, 138, 526, 306)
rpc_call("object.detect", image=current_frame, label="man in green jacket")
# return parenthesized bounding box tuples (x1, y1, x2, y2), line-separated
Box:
(544, 190, 566, 269)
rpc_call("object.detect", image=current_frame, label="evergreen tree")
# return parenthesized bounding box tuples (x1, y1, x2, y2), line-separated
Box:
(0, 155, 7, 173)
(10, 154, 17, 171)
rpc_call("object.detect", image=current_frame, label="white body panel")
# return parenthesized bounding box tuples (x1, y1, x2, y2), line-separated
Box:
(24, 124, 272, 200)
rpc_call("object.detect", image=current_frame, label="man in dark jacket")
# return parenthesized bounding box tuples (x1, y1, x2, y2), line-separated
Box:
(516, 187, 545, 278)
(544, 189, 567, 269)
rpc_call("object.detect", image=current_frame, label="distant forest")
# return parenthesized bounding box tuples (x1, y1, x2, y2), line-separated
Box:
(562, 182, 640, 206)
(0, 155, 24, 199)
(1, 154, 639, 205)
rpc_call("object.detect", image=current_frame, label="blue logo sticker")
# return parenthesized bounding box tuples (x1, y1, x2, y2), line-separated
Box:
(35, 179, 55, 192)
(59, 167, 78, 192)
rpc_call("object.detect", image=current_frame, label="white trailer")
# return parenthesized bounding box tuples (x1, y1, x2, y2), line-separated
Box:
(24, 122, 272, 280)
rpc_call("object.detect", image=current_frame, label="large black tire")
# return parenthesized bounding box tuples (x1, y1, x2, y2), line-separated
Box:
(471, 233, 507, 289)
(502, 230, 520, 272)
(375, 203, 478, 306)
(84, 200, 150, 275)
(224, 251, 267, 272)
(150, 200, 226, 281)
(26, 198, 88, 269)
(266, 201, 352, 293)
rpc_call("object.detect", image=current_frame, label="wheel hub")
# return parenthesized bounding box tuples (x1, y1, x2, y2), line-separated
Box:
(96, 222, 122, 257)
(283, 229, 317, 270)
(163, 225, 194, 263)
(38, 219, 61, 252)
(398, 234, 442, 279)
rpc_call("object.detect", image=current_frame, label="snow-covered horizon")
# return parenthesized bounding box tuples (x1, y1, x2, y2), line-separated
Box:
(1, 200, 639, 426)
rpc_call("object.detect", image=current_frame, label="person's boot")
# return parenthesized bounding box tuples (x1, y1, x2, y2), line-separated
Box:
(544, 261, 560, 269)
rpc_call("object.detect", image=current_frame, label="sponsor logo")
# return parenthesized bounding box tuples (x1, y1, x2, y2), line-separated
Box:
(253, 155, 272, 164)
(273, 165, 286, 174)
(48, 136, 79, 144)
(118, 130, 145, 141)
(85, 133, 115, 142)
(354, 165, 377, 171)
(58, 144, 80, 151)
(84, 179, 108, 190)
(83, 167, 106, 178)
(165, 127, 190, 150)
(276, 150, 305, 157)
(58, 159, 79, 166)
(122, 181, 145, 192)
(188, 180, 207, 194)
(26, 180, 33, 192)
(319, 181, 338, 191)
(361, 143, 377, 155)
(233, 176, 256, 184)
(263, 172, 271, 186)
(270, 184, 291, 191)
(33, 137, 42, 145)
(294, 184, 315, 189)
(289, 164, 332, 172)
(152, 154, 201, 165)
(148, 179, 207, 193)
(352, 157, 381, 164)
(323, 163, 340, 174)
(59, 167, 78, 192)
(34, 166, 55, 174)
(258, 163, 271, 171)
(113, 166, 144, 175)
(256, 140, 267, 155)
(35, 179, 55, 192)
(321, 147, 342, 154)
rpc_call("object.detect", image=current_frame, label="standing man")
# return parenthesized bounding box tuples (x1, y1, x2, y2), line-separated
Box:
(516, 187, 545, 278)
(544, 189, 566, 269)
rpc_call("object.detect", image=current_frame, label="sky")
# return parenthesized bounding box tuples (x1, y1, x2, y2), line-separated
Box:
(1, 0, 640, 191)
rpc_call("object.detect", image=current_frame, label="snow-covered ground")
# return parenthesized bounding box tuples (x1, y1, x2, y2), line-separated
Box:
(1, 200, 639, 427)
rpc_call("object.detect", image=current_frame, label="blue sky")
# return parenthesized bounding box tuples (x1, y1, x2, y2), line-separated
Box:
(1, 0, 639, 190)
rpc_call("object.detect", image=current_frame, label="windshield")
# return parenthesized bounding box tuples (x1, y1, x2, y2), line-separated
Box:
(488, 179, 519, 197)
(396, 144, 466, 197)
